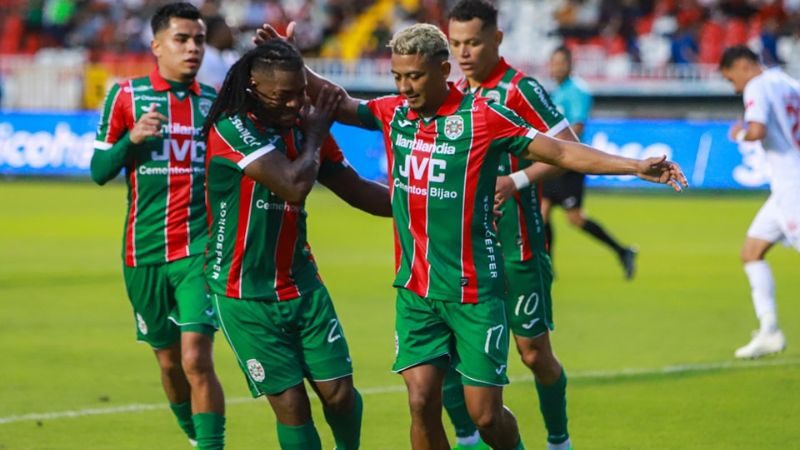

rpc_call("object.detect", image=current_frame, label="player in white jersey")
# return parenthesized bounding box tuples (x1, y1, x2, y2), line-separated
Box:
(720, 45, 800, 359)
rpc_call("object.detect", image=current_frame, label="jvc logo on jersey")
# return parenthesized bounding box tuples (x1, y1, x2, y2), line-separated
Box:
(398, 155, 446, 182)
(151, 139, 205, 162)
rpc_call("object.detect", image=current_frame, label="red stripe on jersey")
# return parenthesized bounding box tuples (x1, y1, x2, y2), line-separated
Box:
(509, 156, 533, 261)
(274, 131, 301, 300)
(226, 177, 255, 298)
(405, 122, 431, 296)
(125, 159, 138, 266)
(165, 92, 193, 261)
(509, 72, 548, 131)
(105, 83, 129, 144)
(459, 108, 485, 303)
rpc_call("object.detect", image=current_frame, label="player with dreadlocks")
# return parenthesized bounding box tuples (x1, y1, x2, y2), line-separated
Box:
(203, 39, 391, 450)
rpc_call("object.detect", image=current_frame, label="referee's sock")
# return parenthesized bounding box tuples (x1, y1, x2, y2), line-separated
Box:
(581, 219, 626, 256)
(277, 420, 322, 450)
(323, 388, 363, 450)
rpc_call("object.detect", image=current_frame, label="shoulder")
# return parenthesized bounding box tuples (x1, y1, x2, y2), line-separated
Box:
(569, 77, 592, 96)
(198, 82, 217, 99)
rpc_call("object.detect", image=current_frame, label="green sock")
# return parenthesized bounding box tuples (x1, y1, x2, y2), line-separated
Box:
(535, 370, 569, 444)
(192, 412, 225, 450)
(323, 388, 363, 450)
(442, 368, 479, 439)
(169, 401, 196, 440)
(276, 421, 322, 450)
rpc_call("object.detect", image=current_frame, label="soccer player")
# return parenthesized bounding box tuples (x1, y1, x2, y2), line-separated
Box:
(261, 21, 685, 450)
(544, 46, 638, 279)
(203, 39, 392, 450)
(719, 45, 799, 359)
(444, 1, 578, 448)
(90, 3, 225, 449)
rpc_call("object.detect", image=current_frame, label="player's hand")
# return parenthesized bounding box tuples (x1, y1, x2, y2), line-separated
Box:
(494, 175, 516, 207)
(635, 155, 688, 192)
(301, 85, 341, 140)
(129, 103, 167, 144)
(254, 21, 296, 46)
(728, 121, 744, 141)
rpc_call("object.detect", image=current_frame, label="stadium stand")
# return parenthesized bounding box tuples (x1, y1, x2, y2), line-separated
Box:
(2, 0, 800, 109)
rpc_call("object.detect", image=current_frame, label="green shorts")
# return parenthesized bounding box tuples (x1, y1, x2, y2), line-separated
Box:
(122, 255, 216, 349)
(504, 254, 554, 338)
(393, 288, 510, 387)
(212, 285, 353, 397)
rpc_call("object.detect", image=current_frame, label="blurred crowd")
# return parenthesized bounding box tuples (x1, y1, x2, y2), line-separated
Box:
(2, 0, 800, 67)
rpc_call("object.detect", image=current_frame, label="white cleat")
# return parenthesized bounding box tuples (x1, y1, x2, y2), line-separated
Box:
(189, 438, 198, 448)
(735, 329, 786, 359)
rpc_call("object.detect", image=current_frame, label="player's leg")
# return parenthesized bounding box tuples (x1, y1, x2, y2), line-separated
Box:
(443, 298, 523, 450)
(402, 363, 450, 450)
(170, 256, 225, 449)
(540, 181, 556, 257)
(393, 288, 454, 450)
(506, 258, 570, 449)
(302, 286, 362, 450)
(123, 263, 197, 444)
(736, 194, 785, 358)
(212, 292, 322, 449)
(442, 368, 487, 449)
(561, 173, 637, 279)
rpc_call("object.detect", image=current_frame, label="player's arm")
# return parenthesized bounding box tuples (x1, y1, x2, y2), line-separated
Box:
(318, 166, 392, 217)
(243, 87, 340, 203)
(729, 121, 767, 142)
(91, 89, 167, 185)
(522, 133, 687, 191)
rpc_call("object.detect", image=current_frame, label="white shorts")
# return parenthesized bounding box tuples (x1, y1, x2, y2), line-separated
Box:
(747, 190, 800, 251)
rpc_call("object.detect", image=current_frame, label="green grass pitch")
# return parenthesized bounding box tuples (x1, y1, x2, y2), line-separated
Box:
(1, 181, 798, 449)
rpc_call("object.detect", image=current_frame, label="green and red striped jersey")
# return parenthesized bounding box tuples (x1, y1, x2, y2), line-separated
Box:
(205, 113, 347, 301)
(357, 84, 538, 303)
(93, 68, 216, 267)
(457, 58, 568, 262)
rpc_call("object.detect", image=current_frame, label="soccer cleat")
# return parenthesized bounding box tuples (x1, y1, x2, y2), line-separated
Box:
(735, 329, 786, 359)
(188, 438, 198, 448)
(547, 438, 573, 450)
(620, 247, 637, 280)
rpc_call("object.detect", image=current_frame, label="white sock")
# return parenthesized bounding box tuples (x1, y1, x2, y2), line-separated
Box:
(456, 431, 480, 446)
(743, 261, 778, 333)
(548, 438, 572, 450)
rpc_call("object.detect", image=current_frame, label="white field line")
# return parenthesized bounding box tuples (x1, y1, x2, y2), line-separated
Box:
(1, 356, 798, 425)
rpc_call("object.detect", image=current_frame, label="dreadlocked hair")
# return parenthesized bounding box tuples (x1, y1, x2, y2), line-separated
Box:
(202, 39, 305, 137)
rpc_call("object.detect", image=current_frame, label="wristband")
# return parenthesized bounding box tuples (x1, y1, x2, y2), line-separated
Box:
(509, 171, 530, 190)
(735, 129, 747, 142)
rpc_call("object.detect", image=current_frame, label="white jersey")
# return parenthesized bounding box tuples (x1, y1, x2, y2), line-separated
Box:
(743, 67, 800, 193)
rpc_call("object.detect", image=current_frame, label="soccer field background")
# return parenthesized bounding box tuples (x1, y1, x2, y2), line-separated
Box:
(1, 181, 798, 449)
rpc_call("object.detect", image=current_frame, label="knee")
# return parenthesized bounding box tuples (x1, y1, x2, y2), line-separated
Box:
(181, 343, 213, 377)
(159, 357, 184, 379)
(320, 383, 355, 415)
(470, 406, 502, 431)
(406, 386, 439, 418)
(566, 212, 584, 227)
(741, 246, 761, 264)
(519, 342, 560, 381)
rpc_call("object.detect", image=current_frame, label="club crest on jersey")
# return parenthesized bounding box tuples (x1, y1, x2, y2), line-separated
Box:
(136, 313, 148, 335)
(444, 116, 464, 140)
(199, 98, 213, 117)
(246, 359, 266, 382)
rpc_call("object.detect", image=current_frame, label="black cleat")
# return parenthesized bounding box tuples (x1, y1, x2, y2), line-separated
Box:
(620, 247, 637, 280)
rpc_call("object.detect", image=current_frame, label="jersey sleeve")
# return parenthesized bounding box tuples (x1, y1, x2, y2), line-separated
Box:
(356, 101, 383, 131)
(743, 78, 768, 125)
(90, 82, 133, 185)
(319, 135, 349, 178)
(209, 115, 277, 172)
(511, 77, 570, 136)
(485, 101, 539, 156)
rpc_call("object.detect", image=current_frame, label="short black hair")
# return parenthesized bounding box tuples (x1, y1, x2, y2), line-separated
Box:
(552, 45, 572, 63)
(151, 2, 202, 35)
(448, 0, 498, 29)
(719, 45, 759, 70)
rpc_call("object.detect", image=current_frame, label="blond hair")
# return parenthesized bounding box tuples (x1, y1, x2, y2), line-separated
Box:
(388, 23, 450, 61)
